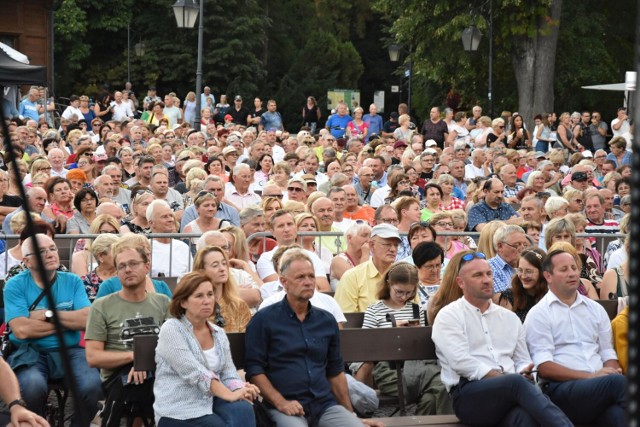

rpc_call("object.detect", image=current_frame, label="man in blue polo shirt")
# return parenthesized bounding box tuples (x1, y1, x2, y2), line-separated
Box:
(326, 102, 352, 140)
(245, 249, 381, 427)
(18, 88, 42, 122)
(468, 178, 523, 231)
(363, 103, 383, 138)
(4, 234, 102, 424)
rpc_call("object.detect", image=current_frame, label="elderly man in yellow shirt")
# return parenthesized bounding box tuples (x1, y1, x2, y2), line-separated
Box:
(335, 223, 401, 312)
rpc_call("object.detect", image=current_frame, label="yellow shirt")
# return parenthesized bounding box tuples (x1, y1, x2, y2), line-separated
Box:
(335, 259, 382, 313)
(611, 306, 628, 374)
(317, 225, 346, 255)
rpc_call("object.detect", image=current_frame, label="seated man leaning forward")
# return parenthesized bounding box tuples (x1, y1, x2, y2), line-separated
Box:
(432, 250, 572, 427)
(3, 234, 102, 424)
(245, 249, 382, 427)
(524, 249, 627, 426)
(85, 233, 171, 426)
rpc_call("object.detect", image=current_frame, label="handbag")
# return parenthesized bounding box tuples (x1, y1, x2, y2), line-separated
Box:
(252, 397, 275, 427)
(1, 288, 48, 359)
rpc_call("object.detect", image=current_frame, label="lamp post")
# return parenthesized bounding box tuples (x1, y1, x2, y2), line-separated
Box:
(388, 44, 412, 114)
(173, 0, 203, 131)
(461, 0, 493, 117)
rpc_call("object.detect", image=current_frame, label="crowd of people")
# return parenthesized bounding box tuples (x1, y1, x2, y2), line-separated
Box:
(0, 83, 634, 426)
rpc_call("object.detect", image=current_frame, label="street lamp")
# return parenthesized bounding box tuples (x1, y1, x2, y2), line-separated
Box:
(388, 44, 412, 114)
(173, 0, 203, 130)
(461, 0, 493, 116)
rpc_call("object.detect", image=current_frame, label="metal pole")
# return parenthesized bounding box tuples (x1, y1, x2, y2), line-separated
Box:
(627, 4, 640, 423)
(488, 0, 493, 117)
(127, 24, 131, 83)
(194, 0, 204, 132)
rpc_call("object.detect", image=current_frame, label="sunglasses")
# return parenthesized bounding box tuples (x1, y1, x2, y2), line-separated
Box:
(459, 252, 486, 271)
(263, 194, 284, 199)
(288, 186, 304, 193)
(82, 152, 94, 157)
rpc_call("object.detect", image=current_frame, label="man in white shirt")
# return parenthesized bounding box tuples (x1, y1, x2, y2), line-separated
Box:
(524, 249, 627, 426)
(163, 95, 182, 128)
(432, 252, 571, 427)
(256, 210, 329, 291)
(611, 107, 632, 148)
(47, 148, 68, 178)
(370, 165, 404, 208)
(464, 148, 490, 179)
(60, 95, 83, 122)
(147, 200, 191, 278)
(224, 163, 261, 210)
(111, 91, 134, 121)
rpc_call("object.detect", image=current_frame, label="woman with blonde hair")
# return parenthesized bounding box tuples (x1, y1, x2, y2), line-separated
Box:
(184, 191, 229, 236)
(82, 234, 119, 300)
(261, 196, 283, 227)
(437, 174, 465, 211)
(183, 168, 207, 208)
(283, 200, 305, 216)
(71, 213, 121, 277)
(294, 212, 332, 272)
(476, 221, 506, 259)
(346, 106, 368, 139)
(393, 113, 412, 142)
(193, 245, 252, 333)
(120, 187, 155, 234)
(427, 250, 477, 325)
(24, 158, 52, 186)
(182, 90, 197, 127)
(429, 211, 468, 259)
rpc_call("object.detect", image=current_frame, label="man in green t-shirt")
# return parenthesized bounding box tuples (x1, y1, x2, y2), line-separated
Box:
(85, 234, 169, 425)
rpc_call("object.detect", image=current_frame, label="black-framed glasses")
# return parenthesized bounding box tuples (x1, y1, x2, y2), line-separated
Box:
(288, 186, 304, 193)
(503, 241, 528, 250)
(263, 194, 284, 199)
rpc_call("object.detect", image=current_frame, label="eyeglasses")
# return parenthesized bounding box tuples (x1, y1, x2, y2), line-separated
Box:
(288, 186, 304, 193)
(433, 221, 453, 228)
(516, 268, 537, 277)
(391, 287, 415, 298)
(38, 167, 52, 171)
(421, 262, 442, 271)
(165, 135, 176, 139)
(397, 180, 410, 186)
(263, 194, 284, 199)
(503, 241, 528, 250)
(24, 246, 58, 257)
(573, 199, 584, 204)
(498, 126, 505, 129)
(116, 260, 145, 272)
(82, 152, 94, 157)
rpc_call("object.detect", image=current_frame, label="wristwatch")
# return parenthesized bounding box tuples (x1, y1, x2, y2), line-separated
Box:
(8, 399, 27, 410)
(44, 310, 54, 323)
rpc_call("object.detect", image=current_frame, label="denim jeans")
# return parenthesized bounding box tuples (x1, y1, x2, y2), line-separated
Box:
(14, 347, 103, 426)
(535, 140, 549, 153)
(158, 399, 255, 427)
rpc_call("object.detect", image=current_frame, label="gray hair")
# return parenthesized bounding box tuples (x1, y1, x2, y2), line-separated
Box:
(279, 248, 312, 276)
(493, 224, 525, 249)
(146, 199, 171, 222)
(536, 160, 552, 171)
(196, 230, 227, 251)
(544, 196, 569, 216)
(344, 221, 371, 239)
(233, 163, 250, 175)
(239, 206, 264, 226)
(102, 164, 121, 176)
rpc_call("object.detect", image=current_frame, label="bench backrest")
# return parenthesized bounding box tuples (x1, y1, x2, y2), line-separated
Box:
(227, 326, 435, 369)
(596, 299, 619, 321)
(343, 312, 365, 328)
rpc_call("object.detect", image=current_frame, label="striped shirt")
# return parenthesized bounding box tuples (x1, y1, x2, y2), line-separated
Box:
(362, 300, 426, 329)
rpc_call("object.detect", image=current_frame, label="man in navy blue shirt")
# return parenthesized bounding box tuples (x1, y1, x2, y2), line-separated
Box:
(245, 249, 381, 427)
(467, 178, 523, 231)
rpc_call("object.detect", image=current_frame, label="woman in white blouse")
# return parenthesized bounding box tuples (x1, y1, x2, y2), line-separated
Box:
(154, 271, 259, 426)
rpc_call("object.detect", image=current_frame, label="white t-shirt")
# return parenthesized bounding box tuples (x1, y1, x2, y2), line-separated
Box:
(611, 118, 632, 148)
(259, 290, 346, 323)
(151, 239, 192, 278)
(163, 106, 182, 128)
(370, 185, 391, 208)
(464, 163, 486, 180)
(256, 247, 326, 280)
(607, 246, 627, 270)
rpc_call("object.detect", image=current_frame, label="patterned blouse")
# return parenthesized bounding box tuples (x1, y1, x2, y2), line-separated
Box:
(440, 196, 465, 211)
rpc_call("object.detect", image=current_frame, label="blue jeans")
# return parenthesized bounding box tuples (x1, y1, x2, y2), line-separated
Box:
(535, 140, 549, 153)
(544, 374, 627, 426)
(13, 347, 103, 426)
(158, 399, 255, 427)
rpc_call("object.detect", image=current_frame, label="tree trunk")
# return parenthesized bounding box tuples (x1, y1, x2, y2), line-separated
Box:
(511, 0, 562, 130)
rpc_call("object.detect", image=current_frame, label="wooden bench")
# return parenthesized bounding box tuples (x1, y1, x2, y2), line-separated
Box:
(596, 299, 619, 321)
(228, 327, 463, 426)
(343, 311, 365, 328)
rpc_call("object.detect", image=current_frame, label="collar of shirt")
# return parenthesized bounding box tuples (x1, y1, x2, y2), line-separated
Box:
(543, 289, 586, 309)
(364, 258, 381, 280)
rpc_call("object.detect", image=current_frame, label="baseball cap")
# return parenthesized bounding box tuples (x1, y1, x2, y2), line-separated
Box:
(224, 114, 233, 122)
(425, 139, 437, 147)
(222, 146, 238, 156)
(234, 95, 242, 101)
(393, 140, 408, 149)
(582, 150, 593, 158)
(423, 148, 437, 155)
(93, 153, 108, 162)
(301, 174, 317, 184)
(370, 224, 401, 241)
(534, 151, 547, 159)
(571, 171, 588, 182)
(390, 112, 399, 120)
